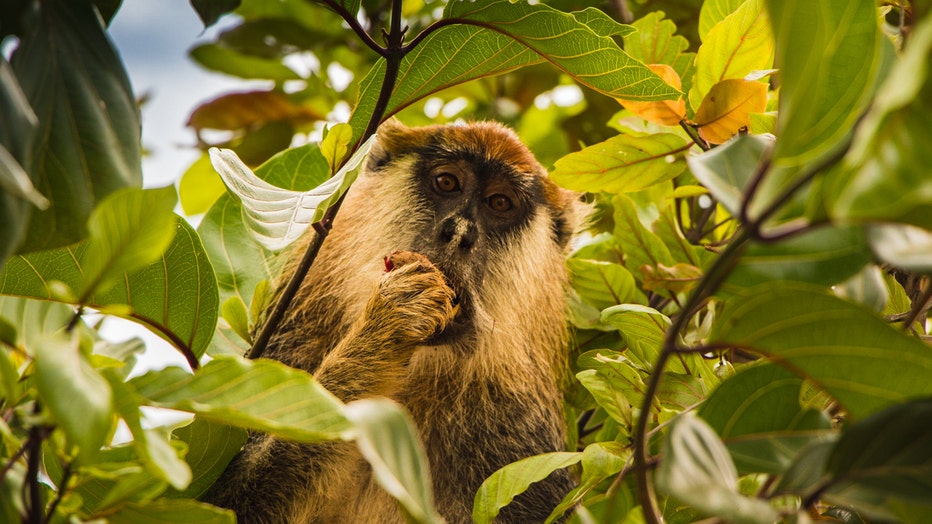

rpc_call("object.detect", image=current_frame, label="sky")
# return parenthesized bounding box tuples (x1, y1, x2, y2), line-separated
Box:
(103, 1, 254, 373)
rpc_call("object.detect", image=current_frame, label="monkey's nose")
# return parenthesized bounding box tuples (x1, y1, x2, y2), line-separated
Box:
(439, 216, 478, 251)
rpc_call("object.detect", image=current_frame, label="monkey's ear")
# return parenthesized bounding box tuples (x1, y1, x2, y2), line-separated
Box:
(366, 119, 434, 171)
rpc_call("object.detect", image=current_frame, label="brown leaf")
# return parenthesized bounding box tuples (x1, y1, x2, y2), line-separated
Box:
(186, 90, 323, 132)
(618, 64, 686, 126)
(694, 79, 767, 144)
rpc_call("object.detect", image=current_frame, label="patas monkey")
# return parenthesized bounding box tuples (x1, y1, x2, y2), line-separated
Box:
(204, 120, 583, 523)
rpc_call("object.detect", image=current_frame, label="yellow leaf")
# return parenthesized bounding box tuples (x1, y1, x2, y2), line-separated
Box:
(618, 64, 686, 126)
(694, 79, 767, 144)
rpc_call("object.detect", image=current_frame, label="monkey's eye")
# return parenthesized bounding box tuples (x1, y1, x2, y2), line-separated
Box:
(487, 194, 513, 212)
(434, 173, 460, 193)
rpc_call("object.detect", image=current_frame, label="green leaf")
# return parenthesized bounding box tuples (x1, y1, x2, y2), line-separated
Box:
(189, 43, 301, 81)
(698, 0, 747, 41)
(0, 58, 39, 267)
(190, 0, 241, 28)
(80, 186, 178, 299)
(319, 122, 353, 174)
(622, 11, 696, 100)
(830, 16, 932, 229)
(11, 0, 142, 252)
(221, 296, 250, 343)
(711, 282, 932, 419)
(768, 0, 882, 169)
(601, 305, 670, 371)
(350, 1, 679, 140)
(772, 438, 836, 494)
(168, 417, 248, 500)
(473, 451, 583, 524)
(656, 413, 779, 523)
(689, 0, 773, 111)
(724, 225, 871, 291)
(545, 442, 629, 523)
(345, 398, 443, 524)
(129, 355, 350, 441)
(107, 372, 193, 490)
(33, 332, 113, 465)
(572, 8, 637, 37)
(107, 498, 235, 524)
(179, 153, 227, 216)
(1, 219, 219, 363)
(611, 194, 675, 277)
(868, 224, 932, 274)
(687, 133, 771, 216)
(698, 363, 833, 474)
(568, 258, 636, 311)
(822, 398, 932, 517)
(550, 134, 688, 194)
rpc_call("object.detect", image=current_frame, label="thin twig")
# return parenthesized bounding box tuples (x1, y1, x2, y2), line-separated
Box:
(321, 0, 387, 56)
(45, 462, 72, 521)
(248, 0, 407, 360)
(901, 280, 932, 333)
(679, 120, 710, 151)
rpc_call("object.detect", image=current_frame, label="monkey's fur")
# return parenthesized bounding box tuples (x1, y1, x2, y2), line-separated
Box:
(204, 121, 584, 523)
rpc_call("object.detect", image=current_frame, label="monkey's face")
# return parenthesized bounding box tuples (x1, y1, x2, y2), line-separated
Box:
(351, 121, 580, 347)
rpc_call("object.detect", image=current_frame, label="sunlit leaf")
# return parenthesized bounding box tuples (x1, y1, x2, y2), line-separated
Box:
(350, 0, 679, 141)
(80, 186, 178, 299)
(830, 16, 932, 229)
(209, 134, 373, 251)
(551, 134, 688, 194)
(319, 123, 353, 174)
(698, 363, 833, 474)
(10, 0, 142, 252)
(345, 398, 443, 524)
(130, 355, 350, 441)
(868, 224, 932, 274)
(33, 332, 112, 465)
(711, 282, 932, 419)
(622, 11, 695, 108)
(0, 219, 219, 364)
(694, 79, 767, 144)
(179, 154, 227, 216)
(698, 0, 746, 41)
(689, 0, 773, 111)
(656, 413, 779, 523)
(473, 451, 582, 524)
(619, 65, 687, 126)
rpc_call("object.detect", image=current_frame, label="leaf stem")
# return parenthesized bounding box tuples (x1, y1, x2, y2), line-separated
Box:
(320, 0, 387, 57)
(679, 120, 710, 151)
(249, 0, 407, 360)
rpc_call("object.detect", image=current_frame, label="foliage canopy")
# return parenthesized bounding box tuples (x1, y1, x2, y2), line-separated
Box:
(1, 0, 931, 522)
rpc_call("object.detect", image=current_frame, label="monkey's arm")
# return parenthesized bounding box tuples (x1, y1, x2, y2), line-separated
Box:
(203, 252, 455, 521)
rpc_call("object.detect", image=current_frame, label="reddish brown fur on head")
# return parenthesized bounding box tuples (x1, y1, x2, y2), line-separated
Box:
(370, 119, 582, 246)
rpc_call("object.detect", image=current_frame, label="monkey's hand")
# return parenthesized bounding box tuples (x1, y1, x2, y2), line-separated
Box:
(370, 251, 456, 344)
